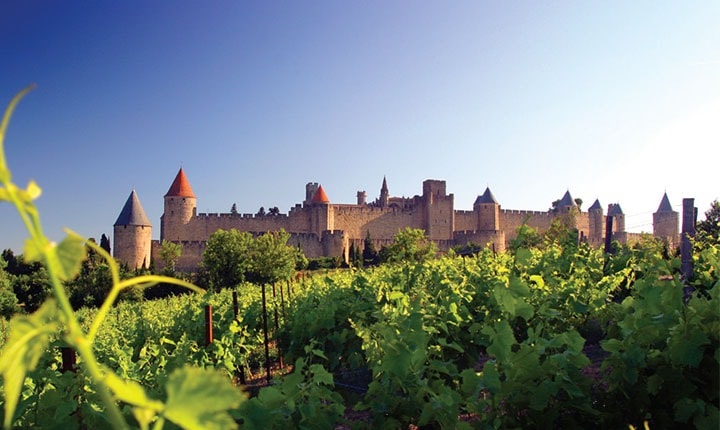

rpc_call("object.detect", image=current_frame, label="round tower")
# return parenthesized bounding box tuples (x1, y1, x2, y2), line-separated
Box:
(653, 192, 679, 245)
(310, 184, 333, 236)
(474, 187, 500, 231)
(113, 190, 152, 269)
(160, 168, 197, 241)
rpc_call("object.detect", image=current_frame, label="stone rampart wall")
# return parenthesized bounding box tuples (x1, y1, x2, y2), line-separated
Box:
(454, 210, 476, 231)
(332, 205, 423, 241)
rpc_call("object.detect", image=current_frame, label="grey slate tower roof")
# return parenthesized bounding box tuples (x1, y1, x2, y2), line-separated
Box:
(558, 190, 577, 207)
(114, 190, 151, 226)
(474, 187, 498, 205)
(656, 193, 674, 213)
(608, 203, 624, 216)
(588, 199, 602, 211)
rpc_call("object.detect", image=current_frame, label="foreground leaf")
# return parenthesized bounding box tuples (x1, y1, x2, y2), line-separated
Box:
(162, 367, 247, 430)
(0, 300, 58, 428)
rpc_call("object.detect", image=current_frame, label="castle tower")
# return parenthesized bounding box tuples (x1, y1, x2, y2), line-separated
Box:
(113, 190, 152, 269)
(310, 185, 333, 236)
(305, 182, 320, 206)
(474, 187, 500, 231)
(588, 199, 604, 244)
(608, 203, 625, 233)
(379, 176, 389, 208)
(422, 180, 454, 240)
(357, 190, 367, 205)
(160, 168, 196, 242)
(653, 192, 679, 245)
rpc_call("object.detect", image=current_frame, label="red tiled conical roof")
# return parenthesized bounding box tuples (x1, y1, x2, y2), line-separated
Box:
(311, 185, 330, 204)
(165, 168, 195, 198)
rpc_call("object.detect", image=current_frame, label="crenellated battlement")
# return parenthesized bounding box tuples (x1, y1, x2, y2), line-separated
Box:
(118, 170, 672, 272)
(502, 209, 554, 217)
(196, 212, 290, 220)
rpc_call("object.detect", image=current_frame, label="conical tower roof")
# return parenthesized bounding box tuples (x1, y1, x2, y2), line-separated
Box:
(381, 176, 388, 193)
(656, 192, 674, 213)
(558, 190, 577, 207)
(165, 168, 195, 198)
(589, 199, 602, 211)
(114, 190, 151, 226)
(311, 185, 330, 204)
(474, 187, 498, 205)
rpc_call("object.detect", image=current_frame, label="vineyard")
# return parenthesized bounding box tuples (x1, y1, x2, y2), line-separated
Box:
(1, 88, 718, 429)
(1, 238, 718, 429)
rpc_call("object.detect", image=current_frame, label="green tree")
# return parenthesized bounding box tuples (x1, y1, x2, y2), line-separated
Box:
(12, 267, 50, 312)
(246, 230, 297, 285)
(509, 224, 543, 252)
(545, 208, 579, 246)
(362, 231, 379, 267)
(382, 227, 437, 264)
(100, 233, 111, 254)
(2, 250, 50, 312)
(696, 199, 720, 247)
(159, 240, 183, 273)
(0, 257, 19, 318)
(201, 229, 254, 290)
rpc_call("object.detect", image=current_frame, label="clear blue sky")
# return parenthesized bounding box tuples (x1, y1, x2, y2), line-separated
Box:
(1, 1, 718, 254)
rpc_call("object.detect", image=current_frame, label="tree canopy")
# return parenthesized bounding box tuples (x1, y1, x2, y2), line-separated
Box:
(201, 228, 300, 290)
(246, 230, 298, 285)
(159, 240, 183, 273)
(201, 229, 254, 290)
(381, 227, 437, 264)
(696, 200, 720, 247)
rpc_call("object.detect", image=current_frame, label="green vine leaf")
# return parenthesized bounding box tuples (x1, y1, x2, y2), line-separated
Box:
(162, 366, 247, 430)
(482, 320, 516, 363)
(0, 300, 59, 429)
(53, 231, 87, 281)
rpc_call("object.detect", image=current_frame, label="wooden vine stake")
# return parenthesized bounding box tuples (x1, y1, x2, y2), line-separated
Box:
(205, 304, 213, 346)
(261, 284, 271, 383)
(61, 346, 77, 373)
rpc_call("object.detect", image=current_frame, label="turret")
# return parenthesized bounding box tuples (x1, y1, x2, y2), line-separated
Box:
(113, 190, 152, 269)
(305, 182, 320, 206)
(607, 203, 625, 233)
(310, 185, 333, 235)
(588, 199, 604, 243)
(474, 187, 500, 231)
(160, 168, 196, 241)
(422, 179, 454, 240)
(556, 190, 578, 213)
(357, 190, 367, 205)
(653, 192, 679, 244)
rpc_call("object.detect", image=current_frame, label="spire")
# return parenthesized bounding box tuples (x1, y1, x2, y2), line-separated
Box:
(114, 190, 151, 226)
(165, 168, 195, 198)
(656, 192, 674, 213)
(311, 185, 330, 204)
(474, 187, 498, 205)
(379, 176, 389, 207)
(588, 199, 602, 211)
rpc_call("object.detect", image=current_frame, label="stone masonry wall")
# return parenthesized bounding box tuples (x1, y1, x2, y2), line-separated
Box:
(114, 225, 152, 269)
